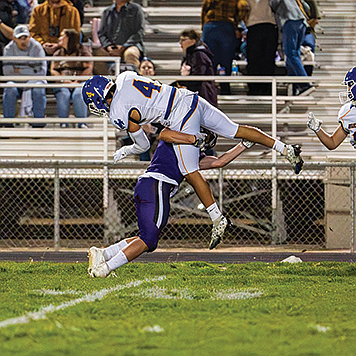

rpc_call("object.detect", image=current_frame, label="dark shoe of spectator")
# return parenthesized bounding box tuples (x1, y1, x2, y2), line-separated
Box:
(294, 85, 315, 96)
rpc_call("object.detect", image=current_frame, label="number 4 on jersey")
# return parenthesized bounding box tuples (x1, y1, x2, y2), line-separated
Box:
(132, 79, 161, 98)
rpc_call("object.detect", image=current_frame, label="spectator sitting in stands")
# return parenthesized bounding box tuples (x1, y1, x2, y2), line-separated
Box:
(138, 57, 155, 77)
(2, 24, 47, 128)
(29, 0, 81, 55)
(96, 0, 144, 73)
(0, 0, 16, 74)
(129, 57, 163, 161)
(176, 28, 218, 108)
(51, 28, 93, 128)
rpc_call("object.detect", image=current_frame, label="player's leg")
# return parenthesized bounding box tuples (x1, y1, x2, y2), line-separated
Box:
(234, 125, 303, 174)
(87, 236, 138, 274)
(89, 178, 172, 277)
(198, 97, 303, 173)
(170, 102, 222, 219)
(170, 94, 230, 248)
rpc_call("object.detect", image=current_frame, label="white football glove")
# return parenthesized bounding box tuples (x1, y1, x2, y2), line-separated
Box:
(113, 146, 129, 163)
(193, 132, 208, 149)
(241, 139, 255, 149)
(307, 111, 322, 133)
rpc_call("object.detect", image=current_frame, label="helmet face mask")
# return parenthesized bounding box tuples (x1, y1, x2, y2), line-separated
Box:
(339, 67, 356, 105)
(200, 127, 217, 152)
(82, 76, 115, 117)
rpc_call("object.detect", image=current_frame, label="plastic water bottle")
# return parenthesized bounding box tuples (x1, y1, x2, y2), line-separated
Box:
(217, 65, 226, 76)
(231, 60, 239, 76)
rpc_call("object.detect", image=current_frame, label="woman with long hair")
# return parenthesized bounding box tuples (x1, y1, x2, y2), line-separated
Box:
(51, 28, 93, 128)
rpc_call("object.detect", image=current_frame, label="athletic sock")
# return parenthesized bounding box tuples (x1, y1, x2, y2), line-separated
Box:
(106, 250, 129, 271)
(103, 240, 128, 261)
(272, 140, 286, 155)
(206, 202, 222, 222)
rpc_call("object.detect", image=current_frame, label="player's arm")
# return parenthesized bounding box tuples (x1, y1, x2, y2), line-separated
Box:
(159, 128, 195, 144)
(159, 128, 208, 148)
(113, 111, 150, 162)
(199, 140, 254, 170)
(307, 112, 347, 150)
(315, 125, 347, 150)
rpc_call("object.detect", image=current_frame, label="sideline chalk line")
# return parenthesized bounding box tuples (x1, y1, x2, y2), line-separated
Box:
(0, 276, 166, 329)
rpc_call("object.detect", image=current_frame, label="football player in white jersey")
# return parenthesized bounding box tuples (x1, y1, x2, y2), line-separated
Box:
(308, 67, 356, 149)
(82, 72, 304, 249)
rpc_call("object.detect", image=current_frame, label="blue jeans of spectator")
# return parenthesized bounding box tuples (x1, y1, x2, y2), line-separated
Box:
(302, 32, 315, 53)
(3, 84, 46, 128)
(54, 87, 87, 127)
(202, 21, 237, 74)
(282, 19, 308, 77)
(302, 31, 316, 76)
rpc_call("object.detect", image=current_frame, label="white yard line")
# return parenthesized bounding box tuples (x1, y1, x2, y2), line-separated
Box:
(32, 289, 81, 295)
(0, 276, 166, 329)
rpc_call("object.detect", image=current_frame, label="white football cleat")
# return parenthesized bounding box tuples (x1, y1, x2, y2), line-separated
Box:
(285, 144, 304, 174)
(89, 262, 110, 278)
(209, 216, 230, 250)
(88, 246, 105, 274)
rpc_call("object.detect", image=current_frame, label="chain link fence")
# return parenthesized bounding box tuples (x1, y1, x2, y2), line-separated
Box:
(0, 161, 355, 251)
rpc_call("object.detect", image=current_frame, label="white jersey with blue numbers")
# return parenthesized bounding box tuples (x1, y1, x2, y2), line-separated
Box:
(338, 103, 356, 148)
(109, 71, 180, 130)
(109, 71, 239, 176)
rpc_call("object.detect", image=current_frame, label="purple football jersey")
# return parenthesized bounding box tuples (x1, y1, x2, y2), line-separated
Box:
(147, 141, 184, 184)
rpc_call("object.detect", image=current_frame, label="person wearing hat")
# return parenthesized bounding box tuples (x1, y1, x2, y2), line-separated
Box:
(2, 24, 47, 127)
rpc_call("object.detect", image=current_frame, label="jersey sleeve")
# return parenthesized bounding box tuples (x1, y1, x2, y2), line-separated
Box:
(110, 105, 128, 130)
(337, 104, 352, 134)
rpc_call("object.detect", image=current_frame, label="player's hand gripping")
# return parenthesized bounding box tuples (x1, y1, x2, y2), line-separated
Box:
(193, 132, 208, 149)
(307, 111, 322, 133)
(113, 146, 129, 163)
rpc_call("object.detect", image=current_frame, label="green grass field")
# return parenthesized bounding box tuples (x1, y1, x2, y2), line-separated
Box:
(0, 261, 356, 356)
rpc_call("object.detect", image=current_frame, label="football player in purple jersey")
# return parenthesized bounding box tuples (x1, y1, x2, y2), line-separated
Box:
(88, 130, 254, 277)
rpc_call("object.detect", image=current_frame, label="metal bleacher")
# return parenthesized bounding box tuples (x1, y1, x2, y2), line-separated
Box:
(1, 0, 356, 162)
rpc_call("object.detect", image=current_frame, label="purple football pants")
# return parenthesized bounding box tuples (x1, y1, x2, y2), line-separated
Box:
(134, 177, 174, 251)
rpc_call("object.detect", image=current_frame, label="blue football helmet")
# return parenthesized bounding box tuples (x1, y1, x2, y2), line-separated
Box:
(82, 75, 116, 116)
(339, 67, 356, 105)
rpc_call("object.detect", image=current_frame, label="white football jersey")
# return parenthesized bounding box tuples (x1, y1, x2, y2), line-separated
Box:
(109, 71, 178, 130)
(338, 103, 356, 148)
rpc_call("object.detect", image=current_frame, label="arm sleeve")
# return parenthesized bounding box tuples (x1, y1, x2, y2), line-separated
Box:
(125, 128, 151, 155)
(98, 9, 112, 49)
(122, 7, 145, 48)
(2, 46, 15, 75)
(29, 9, 45, 44)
